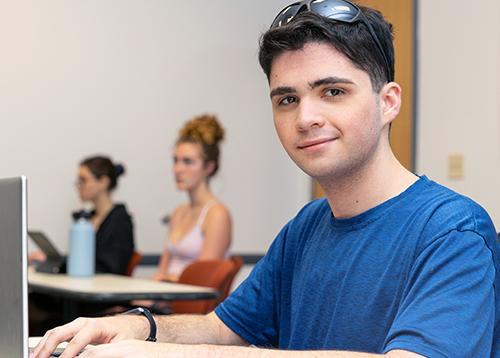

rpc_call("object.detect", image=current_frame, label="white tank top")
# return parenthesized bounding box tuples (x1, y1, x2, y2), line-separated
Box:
(165, 201, 221, 277)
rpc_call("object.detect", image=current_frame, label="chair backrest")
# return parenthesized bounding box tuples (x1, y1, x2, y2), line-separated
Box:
(220, 255, 244, 300)
(171, 259, 235, 314)
(124, 251, 143, 277)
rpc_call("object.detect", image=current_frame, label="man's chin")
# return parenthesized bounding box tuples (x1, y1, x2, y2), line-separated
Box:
(299, 167, 334, 182)
(293, 159, 338, 179)
(299, 164, 355, 185)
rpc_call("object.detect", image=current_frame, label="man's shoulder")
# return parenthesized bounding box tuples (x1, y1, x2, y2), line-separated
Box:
(410, 177, 497, 250)
(420, 178, 493, 230)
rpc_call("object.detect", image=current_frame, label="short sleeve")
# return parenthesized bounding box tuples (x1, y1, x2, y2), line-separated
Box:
(384, 230, 496, 357)
(215, 225, 289, 348)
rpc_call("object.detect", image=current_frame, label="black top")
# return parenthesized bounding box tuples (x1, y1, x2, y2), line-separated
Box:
(92, 204, 135, 275)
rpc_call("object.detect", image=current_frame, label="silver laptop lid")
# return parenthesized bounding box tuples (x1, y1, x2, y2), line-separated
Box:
(0, 177, 28, 357)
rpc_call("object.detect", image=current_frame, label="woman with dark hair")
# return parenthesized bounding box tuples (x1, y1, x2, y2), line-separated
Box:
(29, 155, 135, 275)
(29, 155, 135, 335)
(76, 155, 135, 274)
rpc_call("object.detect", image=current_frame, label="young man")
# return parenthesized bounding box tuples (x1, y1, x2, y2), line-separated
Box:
(34, 1, 500, 357)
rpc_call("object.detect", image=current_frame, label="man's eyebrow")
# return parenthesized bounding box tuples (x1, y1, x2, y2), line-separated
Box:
(309, 77, 355, 89)
(269, 86, 296, 99)
(269, 77, 355, 98)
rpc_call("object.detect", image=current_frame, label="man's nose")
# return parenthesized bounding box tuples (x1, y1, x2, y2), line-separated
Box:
(295, 99, 326, 131)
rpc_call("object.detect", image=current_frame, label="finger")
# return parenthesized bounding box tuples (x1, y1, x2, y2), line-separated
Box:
(32, 318, 86, 357)
(78, 341, 129, 358)
(78, 340, 159, 358)
(78, 344, 111, 358)
(32, 318, 88, 358)
(59, 320, 108, 358)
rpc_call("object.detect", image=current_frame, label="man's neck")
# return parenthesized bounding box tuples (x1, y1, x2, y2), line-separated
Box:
(319, 151, 418, 219)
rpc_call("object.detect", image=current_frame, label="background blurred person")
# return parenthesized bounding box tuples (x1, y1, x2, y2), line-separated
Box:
(29, 155, 135, 334)
(30, 155, 135, 274)
(75, 155, 135, 274)
(154, 114, 232, 282)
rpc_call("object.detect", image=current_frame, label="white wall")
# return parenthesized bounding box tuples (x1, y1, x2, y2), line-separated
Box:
(417, 0, 500, 228)
(5, 0, 498, 262)
(0, 0, 310, 255)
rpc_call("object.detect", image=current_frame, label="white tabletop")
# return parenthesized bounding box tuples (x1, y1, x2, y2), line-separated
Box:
(29, 270, 217, 302)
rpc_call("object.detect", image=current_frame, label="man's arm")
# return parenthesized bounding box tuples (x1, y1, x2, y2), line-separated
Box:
(198, 347, 423, 358)
(32, 312, 247, 358)
(34, 312, 423, 358)
(155, 312, 247, 345)
(63, 340, 424, 358)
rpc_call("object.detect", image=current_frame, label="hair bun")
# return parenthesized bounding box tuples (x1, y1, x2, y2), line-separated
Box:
(178, 114, 224, 146)
(115, 164, 126, 177)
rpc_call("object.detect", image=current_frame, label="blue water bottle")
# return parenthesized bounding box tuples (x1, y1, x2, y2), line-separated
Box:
(67, 210, 95, 277)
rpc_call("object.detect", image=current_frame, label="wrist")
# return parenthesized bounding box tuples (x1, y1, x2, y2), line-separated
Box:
(135, 315, 151, 341)
(122, 307, 157, 342)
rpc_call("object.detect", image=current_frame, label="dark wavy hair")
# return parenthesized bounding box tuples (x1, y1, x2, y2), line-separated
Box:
(258, 6, 394, 92)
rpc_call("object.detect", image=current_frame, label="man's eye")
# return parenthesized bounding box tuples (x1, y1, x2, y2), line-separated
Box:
(183, 158, 194, 165)
(279, 96, 297, 105)
(325, 88, 344, 97)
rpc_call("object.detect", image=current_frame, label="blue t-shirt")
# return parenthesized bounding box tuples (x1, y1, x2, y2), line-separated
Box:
(215, 177, 500, 357)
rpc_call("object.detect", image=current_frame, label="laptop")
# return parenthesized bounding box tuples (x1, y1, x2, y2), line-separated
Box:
(0, 177, 67, 357)
(0, 176, 29, 357)
(28, 230, 66, 274)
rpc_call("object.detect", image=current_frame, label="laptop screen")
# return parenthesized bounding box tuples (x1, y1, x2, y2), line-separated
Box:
(0, 177, 28, 357)
(28, 231, 63, 260)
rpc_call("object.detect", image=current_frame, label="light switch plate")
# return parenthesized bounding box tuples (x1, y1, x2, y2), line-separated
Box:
(448, 154, 464, 180)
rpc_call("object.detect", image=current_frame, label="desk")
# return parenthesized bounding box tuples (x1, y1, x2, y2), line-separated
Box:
(29, 271, 218, 321)
(29, 271, 217, 302)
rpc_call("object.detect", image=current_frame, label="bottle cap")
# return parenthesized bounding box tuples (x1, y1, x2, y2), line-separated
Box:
(72, 210, 92, 221)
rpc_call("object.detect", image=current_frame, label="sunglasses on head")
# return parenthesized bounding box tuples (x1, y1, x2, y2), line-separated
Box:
(270, 0, 393, 83)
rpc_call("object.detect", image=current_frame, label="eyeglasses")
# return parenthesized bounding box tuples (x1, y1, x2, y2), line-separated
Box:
(75, 176, 94, 187)
(75, 178, 87, 187)
(270, 0, 393, 83)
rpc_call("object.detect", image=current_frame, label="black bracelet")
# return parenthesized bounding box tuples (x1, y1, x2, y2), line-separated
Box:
(122, 307, 157, 342)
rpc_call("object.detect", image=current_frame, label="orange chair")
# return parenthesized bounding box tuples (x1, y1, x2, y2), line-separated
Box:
(124, 251, 143, 277)
(170, 259, 235, 314)
(220, 255, 244, 300)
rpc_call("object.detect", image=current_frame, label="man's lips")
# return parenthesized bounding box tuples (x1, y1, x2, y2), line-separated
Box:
(297, 137, 337, 149)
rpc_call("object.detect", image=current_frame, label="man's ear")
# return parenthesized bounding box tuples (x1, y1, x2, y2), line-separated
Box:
(379, 82, 402, 126)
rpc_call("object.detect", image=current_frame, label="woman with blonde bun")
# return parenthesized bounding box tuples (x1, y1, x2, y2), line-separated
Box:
(154, 114, 232, 282)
